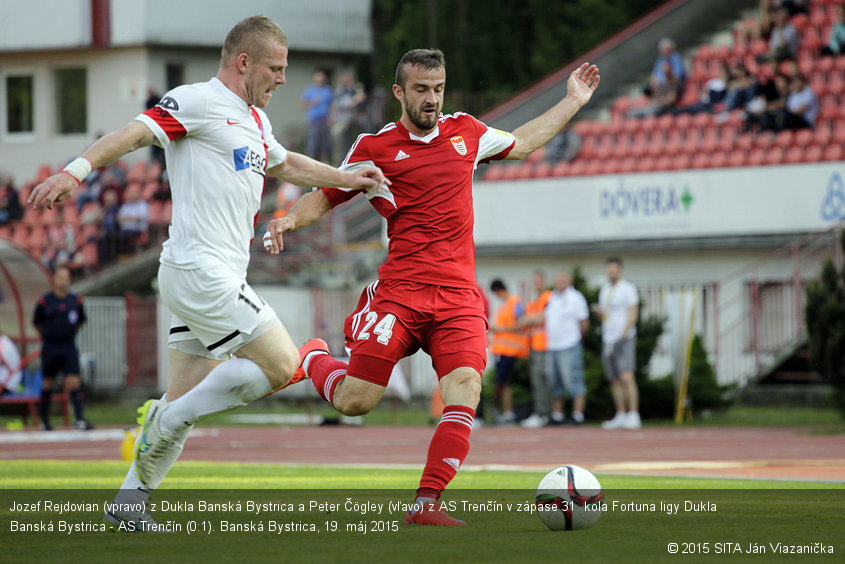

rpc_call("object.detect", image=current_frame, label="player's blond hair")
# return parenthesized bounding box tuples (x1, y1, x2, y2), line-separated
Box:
(221, 15, 288, 67)
(395, 49, 445, 89)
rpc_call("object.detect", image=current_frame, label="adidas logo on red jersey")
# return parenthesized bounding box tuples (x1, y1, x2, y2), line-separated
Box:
(394, 150, 410, 161)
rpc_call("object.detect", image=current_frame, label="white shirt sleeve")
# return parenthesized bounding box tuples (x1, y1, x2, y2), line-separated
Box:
(135, 85, 208, 148)
(476, 125, 516, 164)
(576, 292, 589, 321)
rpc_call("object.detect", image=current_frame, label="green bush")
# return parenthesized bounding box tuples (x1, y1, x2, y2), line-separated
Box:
(805, 230, 845, 417)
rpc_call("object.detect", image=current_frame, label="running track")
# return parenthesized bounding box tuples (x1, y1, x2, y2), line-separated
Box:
(1, 425, 843, 482)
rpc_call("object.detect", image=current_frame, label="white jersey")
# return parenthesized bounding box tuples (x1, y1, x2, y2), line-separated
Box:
(136, 77, 287, 275)
(598, 279, 639, 344)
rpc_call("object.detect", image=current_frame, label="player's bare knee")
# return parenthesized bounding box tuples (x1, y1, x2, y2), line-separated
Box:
(334, 396, 376, 417)
(262, 354, 298, 389)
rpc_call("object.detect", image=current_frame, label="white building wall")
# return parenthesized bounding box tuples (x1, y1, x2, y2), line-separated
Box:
(0, 47, 149, 183)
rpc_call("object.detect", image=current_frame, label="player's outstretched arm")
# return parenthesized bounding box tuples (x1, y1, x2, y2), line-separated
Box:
(506, 62, 600, 160)
(262, 189, 332, 255)
(28, 120, 155, 210)
(268, 152, 389, 192)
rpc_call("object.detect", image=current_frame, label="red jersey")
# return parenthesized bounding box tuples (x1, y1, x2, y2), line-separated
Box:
(321, 113, 515, 288)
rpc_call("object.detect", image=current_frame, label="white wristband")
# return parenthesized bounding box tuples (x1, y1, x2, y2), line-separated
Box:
(62, 157, 93, 183)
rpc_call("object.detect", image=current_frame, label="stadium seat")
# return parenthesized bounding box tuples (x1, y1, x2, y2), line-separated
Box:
(568, 160, 588, 176)
(699, 127, 720, 152)
(531, 161, 553, 178)
(747, 148, 767, 166)
(483, 164, 506, 181)
(690, 152, 710, 169)
(794, 129, 813, 147)
(735, 133, 755, 151)
(551, 161, 572, 177)
(805, 144, 824, 162)
(813, 123, 833, 145)
(524, 146, 546, 165)
(773, 130, 795, 148)
(833, 120, 845, 144)
(727, 150, 747, 167)
(127, 161, 147, 184)
(653, 154, 673, 171)
(764, 146, 785, 166)
(634, 156, 656, 173)
(823, 144, 843, 162)
(709, 151, 729, 169)
(784, 145, 806, 164)
(670, 153, 692, 170)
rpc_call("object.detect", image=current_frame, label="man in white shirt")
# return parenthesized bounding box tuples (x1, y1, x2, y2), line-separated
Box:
(28, 15, 388, 531)
(595, 257, 641, 430)
(517, 270, 589, 425)
(544, 271, 589, 425)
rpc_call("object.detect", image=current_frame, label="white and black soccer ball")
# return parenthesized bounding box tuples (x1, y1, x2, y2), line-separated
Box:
(535, 465, 603, 531)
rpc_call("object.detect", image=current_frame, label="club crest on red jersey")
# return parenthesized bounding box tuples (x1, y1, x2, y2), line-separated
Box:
(450, 136, 467, 156)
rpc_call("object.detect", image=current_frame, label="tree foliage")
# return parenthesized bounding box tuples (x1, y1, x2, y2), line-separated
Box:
(805, 229, 845, 416)
(371, 0, 664, 116)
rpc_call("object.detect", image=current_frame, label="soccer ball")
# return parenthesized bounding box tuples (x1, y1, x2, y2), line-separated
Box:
(535, 465, 603, 531)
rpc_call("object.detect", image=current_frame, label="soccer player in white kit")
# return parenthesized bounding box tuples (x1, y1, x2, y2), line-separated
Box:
(28, 16, 389, 531)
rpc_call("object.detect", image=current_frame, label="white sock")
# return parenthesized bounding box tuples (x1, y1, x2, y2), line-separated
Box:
(302, 349, 328, 376)
(159, 358, 271, 434)
(572, 412, 584, 423)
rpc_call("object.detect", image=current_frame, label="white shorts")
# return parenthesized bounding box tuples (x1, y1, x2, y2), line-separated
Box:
(158, 264, 280, 360)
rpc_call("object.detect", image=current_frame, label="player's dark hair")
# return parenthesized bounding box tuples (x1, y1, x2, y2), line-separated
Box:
(490, 279, 507, 292)
(395, 49, 445, 89)
(605, 257, 623, 267)
(221, 15, 287, 67)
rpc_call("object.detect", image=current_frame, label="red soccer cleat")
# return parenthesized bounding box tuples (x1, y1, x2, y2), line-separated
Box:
(267, 338, 330, 395)
(404, 502, 467, 526)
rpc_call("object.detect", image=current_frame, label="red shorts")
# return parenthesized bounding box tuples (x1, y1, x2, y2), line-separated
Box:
(343, 279, 489, 386)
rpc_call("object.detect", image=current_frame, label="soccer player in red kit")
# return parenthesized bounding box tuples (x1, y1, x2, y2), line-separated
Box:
(264, 49, 599, 525)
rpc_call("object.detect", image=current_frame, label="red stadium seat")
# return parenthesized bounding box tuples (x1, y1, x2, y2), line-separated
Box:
(805, 144, 824, 162)
(784, 145, 805, 164)
(699, 127, 720, 152)
(833, 120, 845, 144)
(710, 151, 729, 169)
(531, 162, 553, 178)
(670, 153, 692, 170)
(735, 133, 755, 151)
(582, 160, 603, 176)
(634, 156, 656, 173)
(727, 150, 747, 167)
(813, 123, 833, 145)
(763, 146, 785, 166)
(618, 157, 638, 174)
(653, 154, 674, 171)
(690, 152, 710, 169)
(747, 148, 767, 166)
(773, 130, 795, 148)
(551, 161, 572, 177)
(794, 129, 813, 146)
(823, 144, 844, 162)
(483, 164, 507, 181)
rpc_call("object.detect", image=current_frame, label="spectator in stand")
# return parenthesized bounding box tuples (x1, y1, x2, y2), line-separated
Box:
(629, 61, 683, 117)
(98, 189, 122, 264)
(676, 61, 729, 115)
(117, 184, 149, 253)
(0, 176, 24, 225)
(779, 0, 808, 17)
(331, 71, 367, 165)
(757, 0, 781, 41)
(784, 74, 819, 130)
(745, 61, 789, 133)
(543, 127, 582, 163)
(645, 38, 686, 97)
(762, 8, 799, 61)
(41, 209, 76, 272)
(724, 61, 759, 111)
(301, 68, 333, 162)
(822, 4, 845, 57)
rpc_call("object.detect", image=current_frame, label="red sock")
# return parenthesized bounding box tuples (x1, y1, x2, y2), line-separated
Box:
(417, 405, 475, 501)
(308, 354, 348, 404)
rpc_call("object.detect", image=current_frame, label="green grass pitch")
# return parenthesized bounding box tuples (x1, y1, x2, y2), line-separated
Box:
(0, 460, 842, 564)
